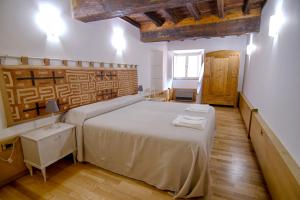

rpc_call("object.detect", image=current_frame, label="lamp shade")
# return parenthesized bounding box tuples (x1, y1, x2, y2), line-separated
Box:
(45, 99, 59, 113)
(138, 85, 143, 92)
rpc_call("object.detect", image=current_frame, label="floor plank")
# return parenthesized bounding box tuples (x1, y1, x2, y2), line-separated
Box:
(0, 106, 271, 199)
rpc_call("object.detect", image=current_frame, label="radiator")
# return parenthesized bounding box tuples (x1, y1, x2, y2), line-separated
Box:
(175, 89, 194, 101)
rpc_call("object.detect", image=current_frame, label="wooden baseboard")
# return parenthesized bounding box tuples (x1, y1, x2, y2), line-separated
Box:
(250, 113, 300, 200)
(0, 170, 27, 188)
(239, 93, 257, 134)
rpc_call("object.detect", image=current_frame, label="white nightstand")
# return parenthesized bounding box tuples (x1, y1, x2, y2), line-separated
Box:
(20, 123, 76, 182)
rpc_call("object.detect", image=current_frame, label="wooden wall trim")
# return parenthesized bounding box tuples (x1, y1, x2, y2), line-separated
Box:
(239, 93, 257, 134)
(0, 55, 138, 69)
(250, 112, 300, 200)
(0, 65, 137, 71)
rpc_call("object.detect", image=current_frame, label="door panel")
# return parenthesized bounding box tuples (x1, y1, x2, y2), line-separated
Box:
(204, 57, 211, 76)
(229, 55, 239, 77)
(210, 58, 229, 96)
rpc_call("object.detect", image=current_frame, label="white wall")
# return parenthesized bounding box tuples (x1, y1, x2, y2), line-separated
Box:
(0, 0, 164, 134)
(243, 0, 300, 165)
(0, 0, 165, 89)
(167, 36, 248, 90)
(150, 50, 164, 91)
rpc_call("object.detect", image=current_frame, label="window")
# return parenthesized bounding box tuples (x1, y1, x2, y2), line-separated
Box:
(173, 53, 202, 79)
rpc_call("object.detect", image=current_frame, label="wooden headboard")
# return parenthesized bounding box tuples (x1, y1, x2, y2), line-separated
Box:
(0, 65, 138, 126)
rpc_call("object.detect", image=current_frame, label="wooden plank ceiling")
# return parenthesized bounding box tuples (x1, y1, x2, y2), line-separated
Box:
(72, 0, 267, 42)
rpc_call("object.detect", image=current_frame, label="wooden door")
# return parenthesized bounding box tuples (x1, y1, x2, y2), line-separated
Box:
(201, 50, 239, 106)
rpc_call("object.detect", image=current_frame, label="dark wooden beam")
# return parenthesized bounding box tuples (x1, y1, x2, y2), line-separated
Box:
(120, 16, 141, 28)
(141, 16, 261, 42)
(161, 9, 180, 24)
(72, 0, 206, 22)
(217, 0, 224, 18)
(186, 3, 200, 20)
(243, 0, 251, 14)
(144, 12, 165, 27)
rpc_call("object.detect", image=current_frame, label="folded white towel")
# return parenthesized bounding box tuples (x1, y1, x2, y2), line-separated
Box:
(185, 104, 210, 113)
(172, 115, 207, 130)
(189, 104, 210, 108)
(181, 115, 206, 121)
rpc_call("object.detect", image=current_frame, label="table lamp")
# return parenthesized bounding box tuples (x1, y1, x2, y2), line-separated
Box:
(138, 85, 143, 94)
(46, 99, 59, 128)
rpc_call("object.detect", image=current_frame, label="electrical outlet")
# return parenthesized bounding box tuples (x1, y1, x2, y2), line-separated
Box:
(1, 143, 13, 151)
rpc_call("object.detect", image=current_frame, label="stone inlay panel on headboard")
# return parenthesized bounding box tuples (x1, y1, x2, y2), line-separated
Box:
(0, 67, 138, 125)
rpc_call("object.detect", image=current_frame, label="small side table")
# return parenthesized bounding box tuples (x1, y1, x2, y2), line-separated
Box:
(20, 123, 76, 182)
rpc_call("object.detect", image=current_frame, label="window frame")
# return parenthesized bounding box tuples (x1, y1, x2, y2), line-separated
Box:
(172, 52, 202, 80)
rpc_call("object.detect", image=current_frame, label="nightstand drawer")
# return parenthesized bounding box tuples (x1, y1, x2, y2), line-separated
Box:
(60, 129, 76, 156)
(39, 134, 62, 166)
(39, 129, 74, 166)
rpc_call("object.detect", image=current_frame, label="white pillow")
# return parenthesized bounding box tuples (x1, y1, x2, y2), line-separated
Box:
(63, 94, 144, 126)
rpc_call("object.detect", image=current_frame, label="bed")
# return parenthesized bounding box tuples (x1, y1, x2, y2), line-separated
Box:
(64, 95, 215, 198)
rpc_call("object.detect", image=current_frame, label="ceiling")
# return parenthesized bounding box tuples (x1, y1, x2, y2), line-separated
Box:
(71, 0, 267, 42)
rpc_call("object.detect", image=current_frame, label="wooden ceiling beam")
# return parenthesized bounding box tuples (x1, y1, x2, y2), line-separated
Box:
(217, 0, 225, 18)
(144, 12, 165, 27)
(72, 0, 266, 43)
(161, 9, 180, 24)
(120, 16, 141, 28)
(141, 16, 261, 42)
(72, 0, 207, 22)
(243, 0, 251, 14)
(186, 3, 200, 20)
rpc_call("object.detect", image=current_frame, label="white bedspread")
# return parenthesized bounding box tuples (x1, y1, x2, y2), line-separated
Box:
(64, 94, 145, 161)
(65, 99, 215, 198)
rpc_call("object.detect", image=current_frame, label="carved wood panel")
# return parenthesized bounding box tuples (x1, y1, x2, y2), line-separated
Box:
(0, 67, 138, 125)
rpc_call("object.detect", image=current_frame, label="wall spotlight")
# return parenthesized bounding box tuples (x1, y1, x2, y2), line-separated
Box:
(36, 3, 65, 41)
(111, 27, 126, 55)
(269, 0, 284, 38)
(246, 34, 256, 55)
(246, 44, 256, 55)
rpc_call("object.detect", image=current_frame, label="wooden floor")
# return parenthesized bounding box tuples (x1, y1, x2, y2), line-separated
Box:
(0, 107, 271, 200)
